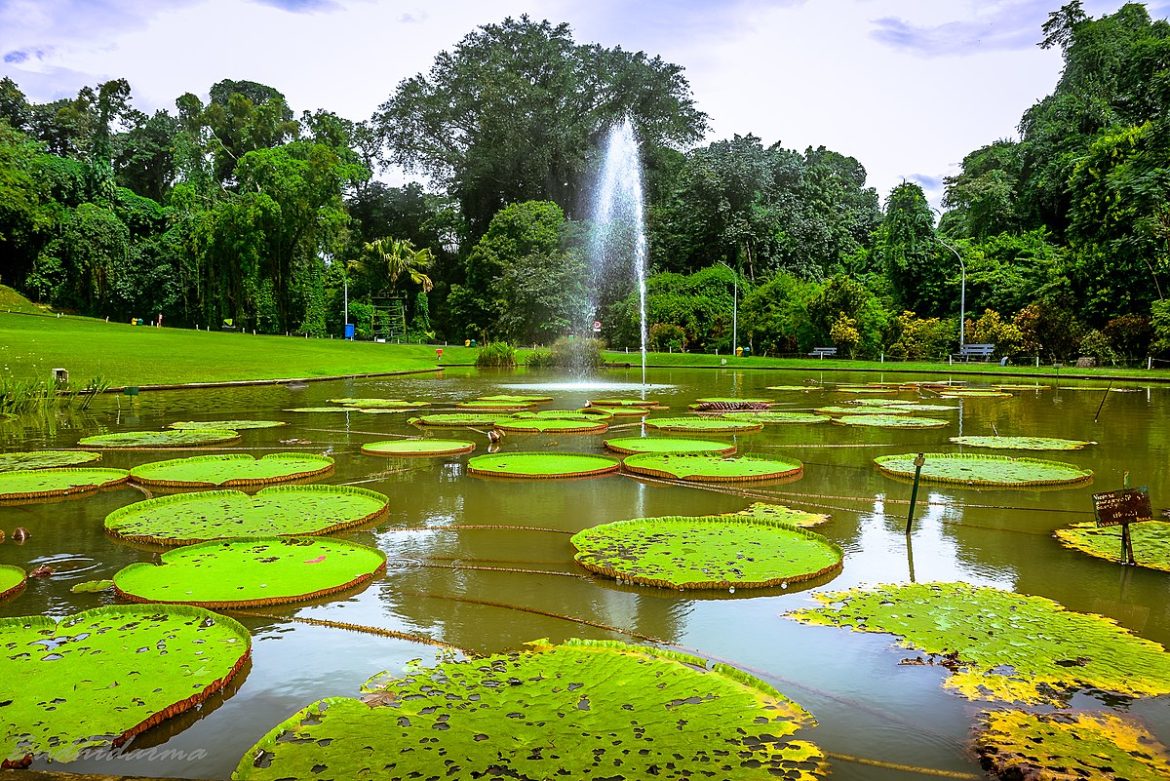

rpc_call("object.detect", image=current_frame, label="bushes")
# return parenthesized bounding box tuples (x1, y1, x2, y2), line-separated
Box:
(475, 342, 517, 368)
(885, 311, 954, 359)
(649, 323, 686, 352)
(524, 337, 605, 370)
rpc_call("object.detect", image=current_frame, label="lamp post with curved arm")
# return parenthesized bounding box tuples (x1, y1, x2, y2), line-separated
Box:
(930, 209, 967, 350)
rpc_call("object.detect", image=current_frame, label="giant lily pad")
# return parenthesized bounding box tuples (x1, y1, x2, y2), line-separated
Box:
(455, 400, 535, 411)
(766, 385, 820, 391)
(623, 454, 803, 482)
(1, 605, 250, 765)
(413, 412, 501, 427)
(875, 452, 1092, 487)
(690, 397, 773, 411)
(588, 398, 658, 407)
(814, 405, 913, 416)
(328, 398, 428, 409)
(571, 515, 842, 589)
(512, 410, 599, 420)
(604, 437, 736, 455)
(494, 416, 609, 433)
(722, 411, 831, 424)
(113, 537, 386, 608)
(169, 420, 287, 430)
(104, 484, 388, 546)
(644, 416, 763, 433)
(129, 453, 334, 488)
(0, 565, 25, 601)
(477, 393, 554, 404)
(728, 502, 830, 528)
(975, 710, 1170, 781)
(832, 415, 949, 429)
(1055, 521, 1170, 571)
(467, 452, 620, 479)
(938, 390, 1013, 398)
(361, 439, 475, 457)
(232, 638, 826, 781)
(78, 429, 241, 449)
(0, 468, 130, 503)
(789, 582, 1170, 705)
(0, 450, 101, 472)
(950, 435, 1094, 451)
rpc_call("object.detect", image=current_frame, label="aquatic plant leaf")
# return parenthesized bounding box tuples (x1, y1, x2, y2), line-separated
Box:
(789, 582, 1170, 705)
(232, 638, 826, 781)
(0, 468, 129, 503)
(991, 384, 1050, 391)
(875, 452, 1092, 487)
(623, 454, 803, 482)
(604, 437, 736, 455)
(477, 394, 554, 403)
(512, 409, 601, 420)
(851, 399, 959, 412)
(814, 405, 913, 415)
(834, 387, 898, 394)
(129, 453, 334, 488)
(832, 415, 949, 428)
(360, 439, 475, 457)
(413, 412, 502, 427)
(78, 429, 241, 448)
(0, 450, 100, 472)
(1, 605, 250, 764)
(644, 416, 763, 433)
(0, 565, 25, 601)
(494, 416, 608, 433)
(572, 515, 842, 589)
(1055, 521, 1170, 572)
(950, 436, 1094, 451)
(455, 400, 535, 411)
(114, 537, 386, 607)
(104, 484, 387, 545)
(588, 398, 658, 407)
(168, 420, 287, 430)
(467, 452, 620, 479)
(68, 579, 112, 593)
(976, 710, 1170, 781)
(938, 390, 1013, 398)
(722, 411, 832, 424)
(283, 407, 357, 413)
(766, 385, 820, 391)
(727, 502, 831, 528)
(327, 398, 428, 409)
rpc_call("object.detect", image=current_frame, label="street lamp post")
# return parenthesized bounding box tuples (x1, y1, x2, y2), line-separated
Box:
(930, 210, 967, 349)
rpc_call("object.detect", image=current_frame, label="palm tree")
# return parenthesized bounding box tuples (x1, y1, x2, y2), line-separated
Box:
(359, 237, 434, 294)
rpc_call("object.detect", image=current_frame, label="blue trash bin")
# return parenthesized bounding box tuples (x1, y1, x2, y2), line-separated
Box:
(344, 323, 355, 340)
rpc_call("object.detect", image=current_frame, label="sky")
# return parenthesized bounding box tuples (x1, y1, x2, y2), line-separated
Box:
(2, 0, 1168, 208)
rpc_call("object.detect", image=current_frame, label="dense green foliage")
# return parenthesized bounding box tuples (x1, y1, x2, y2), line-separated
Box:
(1, 5, 1168, 360)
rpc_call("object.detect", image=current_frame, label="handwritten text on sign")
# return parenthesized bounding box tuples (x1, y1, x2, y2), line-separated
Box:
(1092, 488, 1152, 527)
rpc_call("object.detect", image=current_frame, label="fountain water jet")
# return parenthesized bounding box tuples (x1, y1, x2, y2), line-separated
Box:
(588, 118, 649, 392)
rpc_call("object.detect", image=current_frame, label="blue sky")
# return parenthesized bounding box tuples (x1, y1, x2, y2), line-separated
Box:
(2, 0, 1167, 206)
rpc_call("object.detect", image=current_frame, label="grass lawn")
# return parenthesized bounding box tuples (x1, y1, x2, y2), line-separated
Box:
(0, 312, 471, 387)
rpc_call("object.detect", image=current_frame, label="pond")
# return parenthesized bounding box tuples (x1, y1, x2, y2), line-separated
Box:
(2, 366, 1168, 780)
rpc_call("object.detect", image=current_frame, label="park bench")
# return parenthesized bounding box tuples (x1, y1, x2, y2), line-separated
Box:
(958, 343, 995, 361)
(809, 347, 838, 359)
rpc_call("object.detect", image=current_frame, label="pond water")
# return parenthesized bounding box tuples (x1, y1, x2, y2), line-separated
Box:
(2, 366, 1169, 780)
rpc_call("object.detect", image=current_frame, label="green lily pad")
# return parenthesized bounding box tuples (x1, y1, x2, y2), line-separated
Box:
(644, 416, 763, 433)
(992, 384, 1050, 391)
(814, 405, 910, 416)
(938, 390, 1013, 398)
(722, 411, 832, 424)
(832, 415, 949, 428)
(78, 429, 241, 449)
(494, 416, 609, 433)
(168, 420, 287, 430)
(835, 386, 898, 394)
(113, 537, 386, 608)
(588, 398, 658, 407)
(575, 406, 614, 419)
(975, 710, 1170, 781)
(572, 515, 842, 589)
(690, 397, 773, 411)
(728, 502, 831, 528)
(0, 451, 101, 472)
(1055, 521, 1170, 571)
(467, 452, 620, 479)
(477, 394, 554, 403)
(129, 453, 334, 488)
(328, 398, 429, 409)
(361, 439, 476, 457)
(0, 468, 130, 503)
(950, 436, 1094, 451)
(789, 582, 1170, 705)
(284, 407, 358, 413)
(69, 579, 113, 593)
(1, 605, 250, 764)
(875, 452, 1093, 487)
(604, 437, 736, 455)
(511, 410, 598, 420)
(455, 400, 535, 411)
(104, 484, 388, 546)
(413, 412, 501, 427)
(0, 565, 25, 601)
(851, 399, 959, 412)
(766, 385, 820, 391)
(623, 454, 803, 482)
(606, 405, 660, 416)
(232, 638, 826, 781)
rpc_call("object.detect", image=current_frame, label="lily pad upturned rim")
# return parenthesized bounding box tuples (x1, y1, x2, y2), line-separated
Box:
(113, 537, 388, 608)
(949, 435, 1095, 451)
(77, 429, 242, 449)
(128, 452, 335, 488)
(494, 417, 609, 433)
(0, 604, 251, 765)
(643, 416, 764, 433)
(0, 450, 101, 472)
(0, 565, 26, 602)
(0, 467, 131, 502)
(103, 484, 390, 546)
(413, 412, 501, 427)
(622, 453, 804, 483)
(571, 515, 843, 589)
(1054, 521, 1170, 572)
(875, 452, 1093, 487)
(477, 393, 555, 403)
(603, 437, 736, 456)
(454, 400, 536, 411)
(721, 411, 832, 424)
(168, 420, 288, 430)
(361, 439, 476, 457)
(467, 452, 620, 479)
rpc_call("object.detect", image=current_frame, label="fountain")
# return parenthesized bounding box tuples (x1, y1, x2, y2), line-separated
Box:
(588, 117, 649, 391)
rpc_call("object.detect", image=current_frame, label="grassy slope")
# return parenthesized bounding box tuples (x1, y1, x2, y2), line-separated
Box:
(0, 284, 46, 314)
(0, 313, 471, 386)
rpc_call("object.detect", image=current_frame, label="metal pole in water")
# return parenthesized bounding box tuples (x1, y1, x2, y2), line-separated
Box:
(905, 453, 926, 536)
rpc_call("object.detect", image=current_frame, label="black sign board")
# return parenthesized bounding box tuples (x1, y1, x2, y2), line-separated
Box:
(1092, 488, 1152, 527)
